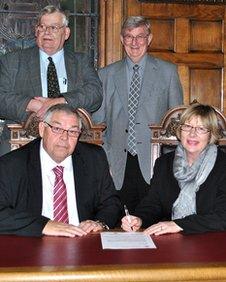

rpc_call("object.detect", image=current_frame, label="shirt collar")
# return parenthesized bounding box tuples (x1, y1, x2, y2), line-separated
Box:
(39, 48, 64, 65)
(126, 54, 147, 71)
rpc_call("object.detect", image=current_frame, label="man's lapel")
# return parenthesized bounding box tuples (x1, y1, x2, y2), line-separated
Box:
(27, 47, 42, 97)
(71, 144, 88, 221)
(138, 55, 158, 108)
(114, 59, 128, 114)
(64, 49, 78, 91)
(27, 139, 43, 213)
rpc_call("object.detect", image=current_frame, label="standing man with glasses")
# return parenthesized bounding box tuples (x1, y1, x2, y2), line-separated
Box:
(0, 104, 121, 237)
(0, 5, 102, 156)
(93, 16, 183, 213)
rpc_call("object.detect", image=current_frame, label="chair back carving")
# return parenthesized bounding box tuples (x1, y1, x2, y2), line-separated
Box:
(8, 108, 106, 151)
(149, 104, 226, 177)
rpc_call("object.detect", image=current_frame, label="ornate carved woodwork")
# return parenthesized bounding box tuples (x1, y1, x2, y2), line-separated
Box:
(7, 108, 106, 151)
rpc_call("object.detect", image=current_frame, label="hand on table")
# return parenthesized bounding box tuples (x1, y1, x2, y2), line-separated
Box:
(42, 220, 87, 237)
(79, 220, 104, 233)
(144, 221, 183, 236)
(121, 215, 142, 232)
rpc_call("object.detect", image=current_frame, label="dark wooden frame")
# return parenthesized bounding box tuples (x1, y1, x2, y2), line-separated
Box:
(138, 0, 225, 4)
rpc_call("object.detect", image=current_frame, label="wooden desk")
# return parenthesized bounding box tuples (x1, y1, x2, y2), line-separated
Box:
(1, 231, 226, 281)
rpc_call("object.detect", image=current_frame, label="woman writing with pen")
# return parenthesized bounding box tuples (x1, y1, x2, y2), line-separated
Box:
(121, 103, 226, 235)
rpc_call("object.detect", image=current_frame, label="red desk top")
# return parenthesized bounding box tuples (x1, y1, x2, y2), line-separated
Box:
(1, 231, 226, 268)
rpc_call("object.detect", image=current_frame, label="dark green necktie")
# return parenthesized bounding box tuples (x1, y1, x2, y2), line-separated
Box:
(47, 57, 60, 98)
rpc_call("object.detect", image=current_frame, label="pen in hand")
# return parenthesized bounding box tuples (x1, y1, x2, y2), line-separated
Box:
(124, 205, 133, 231)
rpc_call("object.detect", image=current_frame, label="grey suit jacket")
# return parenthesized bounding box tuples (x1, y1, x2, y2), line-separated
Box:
(92, 55, 183, 189)
(0, 46, 102, 144)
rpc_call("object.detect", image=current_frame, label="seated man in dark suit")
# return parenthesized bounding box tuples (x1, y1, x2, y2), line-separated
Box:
(0, 104, 121, 237)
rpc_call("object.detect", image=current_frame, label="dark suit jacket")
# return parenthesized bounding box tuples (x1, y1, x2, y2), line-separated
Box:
(0, 46, 102, 143)
(135, 148, 226, 234)
(0, 139, 121, 237)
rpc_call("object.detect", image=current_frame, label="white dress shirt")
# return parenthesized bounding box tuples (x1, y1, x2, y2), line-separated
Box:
(39, 49, 68, 97)
(40, 141, 80, 225)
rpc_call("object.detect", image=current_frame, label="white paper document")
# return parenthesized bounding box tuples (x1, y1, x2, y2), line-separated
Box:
(100, 232, 156, 249)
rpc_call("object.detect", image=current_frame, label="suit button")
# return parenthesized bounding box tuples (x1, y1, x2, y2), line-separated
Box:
(125, 129, 128, 133)
(124, 149, 127, 152)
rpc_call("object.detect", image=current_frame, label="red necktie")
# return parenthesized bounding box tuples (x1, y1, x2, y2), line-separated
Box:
(53, 166, 69, 223)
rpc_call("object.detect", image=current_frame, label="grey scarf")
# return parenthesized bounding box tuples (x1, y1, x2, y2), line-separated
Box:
(172, 143, 217, 220)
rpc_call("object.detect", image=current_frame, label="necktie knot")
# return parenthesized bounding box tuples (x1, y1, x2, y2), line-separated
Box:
(53, 165, 64, 178)
(48, 56, 53, 64)
(133, 64, 139, 72)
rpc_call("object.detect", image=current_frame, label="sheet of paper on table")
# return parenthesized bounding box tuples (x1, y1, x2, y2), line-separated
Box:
(100, 232, 156, 249)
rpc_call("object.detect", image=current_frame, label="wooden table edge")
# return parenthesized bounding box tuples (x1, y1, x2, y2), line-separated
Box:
(1, 262, 226, 282)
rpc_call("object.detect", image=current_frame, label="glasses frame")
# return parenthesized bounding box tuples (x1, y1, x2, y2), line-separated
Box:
(44, 122, 81, 138)
(36, 24, 66, 34)
(180, 124, 210, 135)
(123, 34, 149, 43)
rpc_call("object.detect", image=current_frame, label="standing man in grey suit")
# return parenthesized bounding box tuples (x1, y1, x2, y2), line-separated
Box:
(93, 16, 183, 213)
(0, 5, 102, 155)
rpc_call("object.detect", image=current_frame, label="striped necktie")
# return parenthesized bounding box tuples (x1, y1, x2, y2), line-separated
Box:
(53, 166, 69, 223)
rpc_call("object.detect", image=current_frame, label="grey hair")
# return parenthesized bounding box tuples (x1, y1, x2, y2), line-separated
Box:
(43, 104, 82, 130)
(37, 5, 69, 26)
(121, 16, 151, 36)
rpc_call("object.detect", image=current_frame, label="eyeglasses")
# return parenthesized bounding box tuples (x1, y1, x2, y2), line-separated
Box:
(36, 24, 65, 33)
(44, 122, 81, 137)
(123, 34, 149, 43)
(180, 124, 210, 135)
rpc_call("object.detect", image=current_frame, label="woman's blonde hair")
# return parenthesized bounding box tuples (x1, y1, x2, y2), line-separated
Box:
(176, 103, 221, 144)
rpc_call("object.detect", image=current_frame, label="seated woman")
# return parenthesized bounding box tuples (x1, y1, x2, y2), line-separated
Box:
(121, 103, 226, 235)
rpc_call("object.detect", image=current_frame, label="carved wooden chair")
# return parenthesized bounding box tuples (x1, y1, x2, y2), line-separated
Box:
(149, 104, 226, 177)
(7, 108, 106, 151)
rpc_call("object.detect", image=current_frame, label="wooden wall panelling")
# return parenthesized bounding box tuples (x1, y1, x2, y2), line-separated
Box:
(126, 0, 142, 16)
(178, 65, 190, 105)
(174, 18, 189, 102)
(174, 18, 189, 53)
(99, 0, 124, 67)
(190, 68, 222, 108)
(190, 20, 222, 52)
(98, 0, 107, 67)
(140, 3, 224, 20)
(189, 18, 223, 110)
(150, 18, 174, 51)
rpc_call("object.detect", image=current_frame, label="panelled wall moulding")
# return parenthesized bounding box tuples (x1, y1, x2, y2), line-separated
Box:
(138, 0, 225, 4)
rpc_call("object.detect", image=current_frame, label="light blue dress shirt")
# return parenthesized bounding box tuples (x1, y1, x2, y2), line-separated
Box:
(39, 49, 68, 97)
(126, 54, 147, 95)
